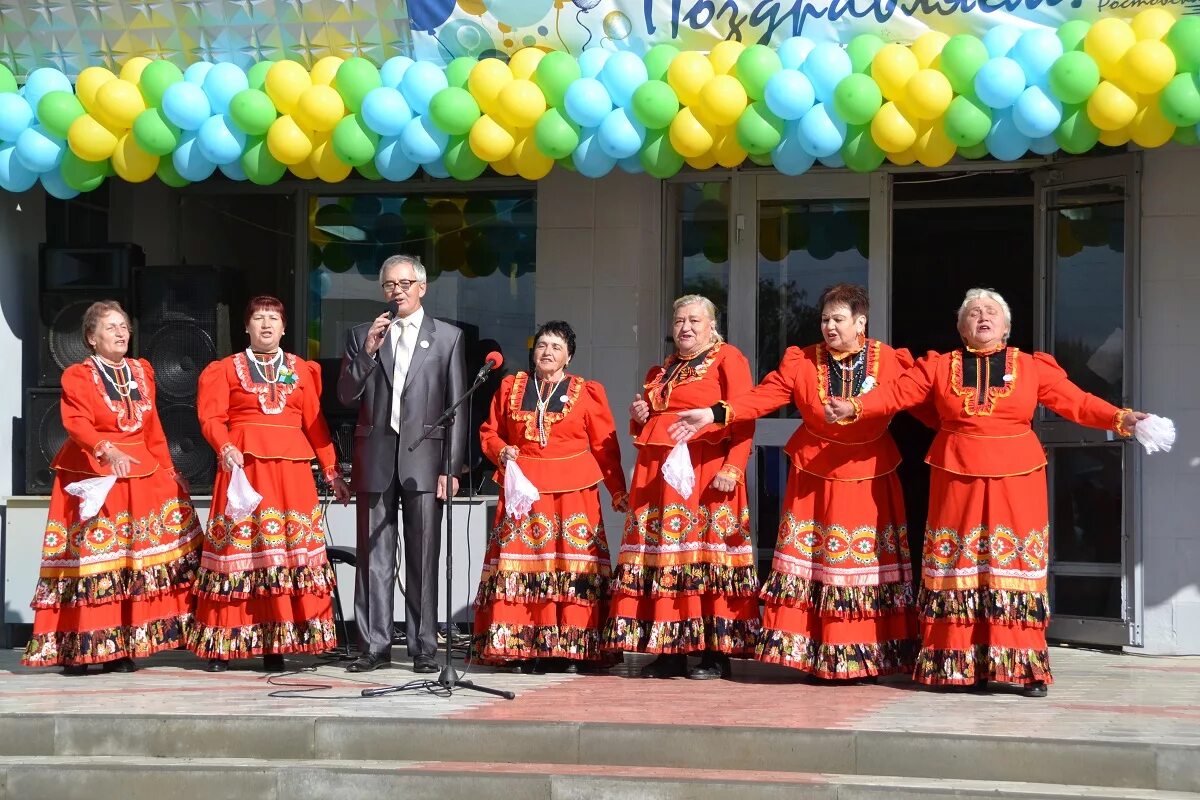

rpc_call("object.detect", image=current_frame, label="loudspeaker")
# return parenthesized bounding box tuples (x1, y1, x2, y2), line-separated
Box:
(25, 389, 66, 495)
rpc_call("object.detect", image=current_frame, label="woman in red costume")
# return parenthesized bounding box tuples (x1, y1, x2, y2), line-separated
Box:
(473, 320, 628, 674)
(22, 301, 202, 674)
(187, 296, 350, 672)
(826, 288, 1148, 697)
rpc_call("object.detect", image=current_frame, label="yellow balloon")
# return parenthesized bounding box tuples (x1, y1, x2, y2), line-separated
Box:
(289, 159, 318, 180)
(512, 134, 553, 179)
(1086, 18, 1137, 80)
(699, 74, 748, 127)
(686, 151, 718, 169)
(1121, 40, 1176, 95)
(1132, 8, 1176, 41)
(872, 44, 919, 101)
(267, 114, 315, 164)
(266, 61, 312, 116)
(311, 56, 346, 87)
(709, 40, 745, 76)
(667, 51, 715, 107)
(870, 101, 917, 153)
(491, 153, 518, 176)
(94, 79, 146, 130)
(911, 31, 949, 68)
(295, 84, 346, 132)
(509, 47, 546, 80)
(905, 69, 952, 120)
(469, 58, 514, 117)
(1087, 80, 1138, 130)
(1130, 101, 1175, 147)
(669, 107, 715, 158)
(712, 128, 746, 167)
(111, 133, 158, 183)
(469, 114, 515, 162)
(310, 136, 352, 182)
(1098, 125, 1131, 147)
(76, 67, 117, 113)
(497, 79, 546, 130)
(67, 114, 119, 162)
(887, 147, 918, 166)
(119, 57, 153, 85)
(912, 119, 956, 167)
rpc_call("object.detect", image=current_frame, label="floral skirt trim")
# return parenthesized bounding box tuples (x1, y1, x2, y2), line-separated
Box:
(474, 570, 607, 606)
(754, 628, 916, 679)
(471, 623, 615, 663)
(915, 644, 1053, 686)
(602, 615, 759, 655)
(184, 617, 338, 659)
(32, 549, 200, 609)
(611, 562, 759, 598)
(192, 562, 336, 601)
(21, 614, 191, 666)
(918, 586, 1049, 627)
(760, 572, 914, 619)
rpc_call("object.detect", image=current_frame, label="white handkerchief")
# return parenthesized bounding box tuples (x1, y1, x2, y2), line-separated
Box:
(226, 465, 263, 521)
(661, 441, 696, 499)
(503, 461, 540, 520)
(64, 475, 117, 521)
(1134, 414, 1176, 455)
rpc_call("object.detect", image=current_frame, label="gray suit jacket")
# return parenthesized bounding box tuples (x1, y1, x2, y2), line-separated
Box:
(337, 312, 467, 494)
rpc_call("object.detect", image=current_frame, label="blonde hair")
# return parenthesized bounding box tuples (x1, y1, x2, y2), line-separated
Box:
(672, 294, 725, 344)
(956, 287, 1012, 340)
(81, 300, 131, 353)
(380, 254, 427, 284)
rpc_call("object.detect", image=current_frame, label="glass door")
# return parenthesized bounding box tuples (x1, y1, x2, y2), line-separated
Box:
(1035, 154, 1142, 647)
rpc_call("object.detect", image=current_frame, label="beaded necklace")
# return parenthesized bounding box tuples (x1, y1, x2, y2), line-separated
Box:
(92, 355, 137, 416)
(534, 375, 564, 447)
(247, 348, 283, 401)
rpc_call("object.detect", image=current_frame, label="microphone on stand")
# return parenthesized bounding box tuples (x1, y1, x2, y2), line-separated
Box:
(474, 351, 504, 382)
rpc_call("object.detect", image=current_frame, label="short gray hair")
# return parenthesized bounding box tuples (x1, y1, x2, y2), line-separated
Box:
(672, 294, 725, 344)
(956, 287, 1013, 334)
(380, 254, 427, 284)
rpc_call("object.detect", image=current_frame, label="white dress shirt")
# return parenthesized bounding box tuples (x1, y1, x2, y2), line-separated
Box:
(389, 306, 424, 432)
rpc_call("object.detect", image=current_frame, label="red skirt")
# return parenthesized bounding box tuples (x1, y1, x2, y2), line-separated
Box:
(471, 486, 612, 663)
(603, 442, 760, 655)
(755, 466, 917, 679)
(185, 456, 336, 659)
(916, 467, 1052, 687)
(22, 468, 202, 667)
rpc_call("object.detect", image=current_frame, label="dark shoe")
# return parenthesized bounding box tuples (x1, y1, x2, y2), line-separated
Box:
(261, 654, 285, 672)
(412, 655, 439, 674)
(639, 653, 688, 679)
(346, 652, 390, 673)
(561, 660, 579, 674)
(206, 659, 230, 673)
(687, 652, 731, 681)
(101, 657, 137, 673)
(1022, 680, 1048, 698)
(507, 658, 543, 675)
(62, 664, 89, 676)
(576, 660, 611, 675)
(970, 676, 989, 693)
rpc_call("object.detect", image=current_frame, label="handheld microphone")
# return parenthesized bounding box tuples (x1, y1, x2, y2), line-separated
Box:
(475, 350, 504, 381)
(386, 300, 400, 320)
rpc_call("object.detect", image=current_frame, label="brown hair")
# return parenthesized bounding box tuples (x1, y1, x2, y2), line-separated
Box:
(244, 295, 287, 327)
(81, 300, 131, 352)
(817, 283, 869, 318)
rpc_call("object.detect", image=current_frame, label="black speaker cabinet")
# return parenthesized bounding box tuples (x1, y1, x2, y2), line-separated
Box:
(25, 388, 66, 495)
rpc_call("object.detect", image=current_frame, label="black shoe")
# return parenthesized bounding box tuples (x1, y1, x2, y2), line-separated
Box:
(561, 660, 579, 674)
(412, 654, 439, 674)
(639, 653, 688, 679)
(261, 654, 285, 672)
(62, 664, 89, 676)
(346, 652, 390, 673)
(687, 652, 731, 681)
(970, 676, 989, 693)
(101, 657, 137, 673)
(1022, 680, 1048, 698)
(206, 659, 230, 673)
(507, 658, 543, 675)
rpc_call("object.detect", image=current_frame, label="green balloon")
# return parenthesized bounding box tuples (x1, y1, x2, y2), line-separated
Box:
(959, 141, 989, 160)
(749, 150, 772, 166)
(1057, 20, 1091, 53)
(631, 80, 679, 129)
(138, 60, 184, 107)
(644, 43, 680, 82)
(335, 57, 383, 113)
(37, 91, 85, 139)
(429, 86, 480, 135)
(247, 60, 273, 92)
(639, 129, 684, 178)
(1054, 104, 1100, 155)
(735, 101, 784, 155)
(534, 51, 581, 108)
(533, 107, 580, 159)
(1048, 51, 1100, 106)
(1168, 17, 1200, 74)
(332, 113, 379, 166)
(241, 137, 286, 185)
(847, 34, 886, 74)
(229, 88, 277, 135)
(1160, 73, 1200, 127)
(357, 159, 383, 180)
(841, 125, 885, 173)
(939, 35, 989, 96)
(736, 45, 782, 101)
(1173, 124, 1199, 146)
(833, 73, 882, 126)
(446, 56, 476, 89)
(444, 135, 487, 181)
(943, 94, 992, 147)
(557, 155, 576, 172)
(0, 63, 16, 94)
(61, 151, 108, 192)
(132, 107, 181, 156)
(155, 158, 190, 188)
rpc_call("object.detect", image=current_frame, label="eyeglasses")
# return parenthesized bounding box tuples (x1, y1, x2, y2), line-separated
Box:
(382, 280, 422, 292)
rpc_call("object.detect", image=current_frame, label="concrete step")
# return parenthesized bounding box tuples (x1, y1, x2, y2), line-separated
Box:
(2, 756, 1199, 800)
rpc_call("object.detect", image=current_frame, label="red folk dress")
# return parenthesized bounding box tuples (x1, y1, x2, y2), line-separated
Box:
(185, 352, 339, 659)
(603, 342, 760, 655)
(850, 346, 1131, 686)
(473, 372, 628, 662)
(724, 341, 919, 679)
(22, 358, 203, 667)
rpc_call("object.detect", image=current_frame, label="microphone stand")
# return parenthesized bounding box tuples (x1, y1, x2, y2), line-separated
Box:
(361, 366, 514, 701)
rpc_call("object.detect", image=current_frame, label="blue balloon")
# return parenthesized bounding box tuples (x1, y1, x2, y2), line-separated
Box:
(0, 93, 34, 142)
(618, 154, 644, 173)
(599, 50, 647, 108)
(398, 114, 448, 164)
(819, 152, 845, 169)
(985, 108, 1031, 161)
(801, 43, 852, 104)
(184, 61, 215, 85)
(15, 124, 64, 173)
(983, 25, 1022, 58)
(564, 77, 612, 128)
(423, 157, 450, 178)
(796, 102, 846, 158)
(1029, 134, 1060, 155)
(361, 87, 413, 137)
(1012, 85, 1062, 139)
(196, 114, 246, 165)
(572, 128, 616, 178)
(0, 144, 37, 192)
(777, 36, 816, 70)
(40, 169, 79, 199)
(578, 48, 611, 79)
(1009, 29, 1063, 85)
(173, 131, 217, 181)
(596, 107, 645, 159)
(375, 135, 420, 180)
(408, 0, 456, 32)
(381, 56, 416, 90)
(21, 68, 71, 115)
(974, 57, 1026, 110)
(162, 81, 212, 131)
(203, 62, 249, 115)
(400, 62, 447, 117)
(772, 120, 816, 176)
(764, 69, 815, 121)
(219, 159, 248, 181)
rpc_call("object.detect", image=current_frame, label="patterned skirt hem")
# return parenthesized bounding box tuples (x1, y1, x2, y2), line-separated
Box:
(192, 562, 336, 601)
(611, 562, 759, 598)
(914, 645, 1053, 687)
(919, 586, 1049, 627)
(601, 615, 760, 655)
(473, 570, 608, 606)
(753, 628, 916, 679)
(31, 549, 200, 609)
(21, 614, 192, 666)
(760, 572, 914, 619)
(470, 623, 614, 663)
(185, 617, 338, 659)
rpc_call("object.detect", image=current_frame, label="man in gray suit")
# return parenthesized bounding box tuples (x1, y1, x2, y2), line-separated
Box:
(337, 254, 466, 673)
